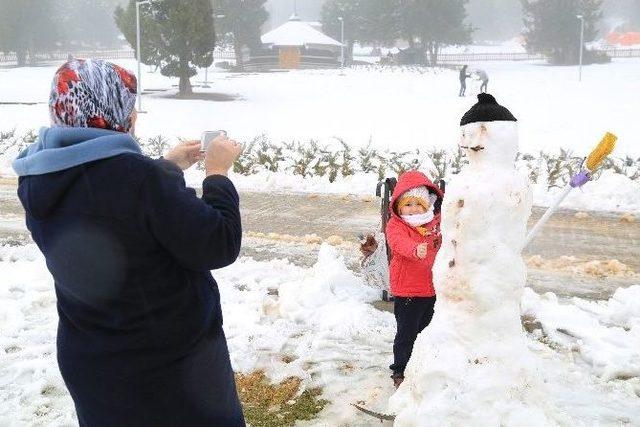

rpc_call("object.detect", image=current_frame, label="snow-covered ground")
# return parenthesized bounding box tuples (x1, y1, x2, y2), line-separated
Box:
(1, 58, 638, 213)
(1, 243, 639, 426)
(1, 58, 639, 158)
(1, 56, 639, 426)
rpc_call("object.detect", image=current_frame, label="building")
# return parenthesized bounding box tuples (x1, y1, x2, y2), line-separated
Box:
(245, 14, 342, 70)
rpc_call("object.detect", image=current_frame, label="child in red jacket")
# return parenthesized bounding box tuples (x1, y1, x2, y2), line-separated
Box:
(386, 171, 443, 388)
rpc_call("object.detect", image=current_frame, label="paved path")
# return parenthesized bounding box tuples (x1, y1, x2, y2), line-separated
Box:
(2, 180, 638, 300)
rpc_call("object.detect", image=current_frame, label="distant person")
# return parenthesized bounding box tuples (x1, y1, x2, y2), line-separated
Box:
(12, 58, 245, 426)
(475, 68, 489, 93)
(459, 65, 471, 97)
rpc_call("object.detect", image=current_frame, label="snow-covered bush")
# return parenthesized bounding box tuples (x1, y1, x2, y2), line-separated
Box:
(2, 130, 638, 189)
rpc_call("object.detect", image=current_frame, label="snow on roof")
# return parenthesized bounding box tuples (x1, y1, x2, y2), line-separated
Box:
(261, 19, 342, 48)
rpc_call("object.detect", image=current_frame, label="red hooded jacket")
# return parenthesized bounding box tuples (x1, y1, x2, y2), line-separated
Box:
(386, 171, 444, 297)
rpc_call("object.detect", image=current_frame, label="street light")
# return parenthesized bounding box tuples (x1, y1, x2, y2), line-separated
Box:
(577, 14, 585, 82)
(203, 14, 226, 89)
(136, 0, 151, 113)
(338, 16, 344, 69)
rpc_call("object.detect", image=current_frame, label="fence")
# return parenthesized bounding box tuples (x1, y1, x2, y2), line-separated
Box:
(1, 47, 639, 66)
(412, 48, 640, 63)
(0, 49, 235, 65)
(599, 48, 640, 58)
(438, 52, 546, 62)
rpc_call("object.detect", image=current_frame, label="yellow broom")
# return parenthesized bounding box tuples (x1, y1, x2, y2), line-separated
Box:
(524, 132, 617, 249)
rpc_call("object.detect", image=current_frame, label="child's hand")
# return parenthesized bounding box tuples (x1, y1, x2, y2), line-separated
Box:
(416, 243, 428, 259)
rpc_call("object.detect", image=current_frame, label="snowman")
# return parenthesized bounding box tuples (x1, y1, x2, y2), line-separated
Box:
(387, 94, 565, 426)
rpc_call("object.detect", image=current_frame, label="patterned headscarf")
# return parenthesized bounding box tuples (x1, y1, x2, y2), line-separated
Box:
(49, 58, 137, 133)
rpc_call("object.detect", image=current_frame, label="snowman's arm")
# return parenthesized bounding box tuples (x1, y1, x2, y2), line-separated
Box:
(386, 223, 419, 259)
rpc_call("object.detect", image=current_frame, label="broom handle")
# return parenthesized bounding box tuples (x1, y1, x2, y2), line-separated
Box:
(523, 132, 616, 250)
(523, 185, 572, 249)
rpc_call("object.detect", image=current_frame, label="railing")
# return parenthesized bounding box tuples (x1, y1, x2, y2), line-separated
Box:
(438, 52, 546, 62)
(0, 49, 236, 64)
(1, 47, 639, 66)
(598, 47, 640, 58)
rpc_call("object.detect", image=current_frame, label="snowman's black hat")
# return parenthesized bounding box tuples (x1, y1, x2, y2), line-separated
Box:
(460, 93, 517, 126)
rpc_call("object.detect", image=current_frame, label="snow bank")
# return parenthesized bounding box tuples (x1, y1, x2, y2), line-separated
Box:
(1, 58, 639, 158)
(522, 285, 640, 381)
(2, 243, 640, 425)
(182, 166, 640, 214)
(533, 170, 640, 213)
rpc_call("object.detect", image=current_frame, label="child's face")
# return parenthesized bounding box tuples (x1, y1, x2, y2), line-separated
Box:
(399, 199, 428, 216)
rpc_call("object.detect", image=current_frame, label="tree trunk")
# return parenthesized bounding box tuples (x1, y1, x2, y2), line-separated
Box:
(234, 37, 244, 71)
(16, 50, 27, 67)
(347, 40, 355, 65)
(27, 50, 37, 66)
(179, 73, 192, 95)
(178, 57, 192, 96)
(428, 42, 440, 67)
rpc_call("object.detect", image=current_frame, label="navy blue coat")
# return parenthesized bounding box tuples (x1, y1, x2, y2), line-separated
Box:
(18, 153, 245, 426)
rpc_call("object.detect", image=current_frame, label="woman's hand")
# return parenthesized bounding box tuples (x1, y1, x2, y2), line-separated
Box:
(205, 135, 243, 177)
(416, 243, 428, 259)
(164, 140, 203, 170)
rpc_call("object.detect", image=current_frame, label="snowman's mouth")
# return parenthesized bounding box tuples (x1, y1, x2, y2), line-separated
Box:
(460, 145, 485, 152)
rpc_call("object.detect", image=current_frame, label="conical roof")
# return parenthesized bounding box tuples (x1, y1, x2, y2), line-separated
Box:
(261, 18, 342, 48)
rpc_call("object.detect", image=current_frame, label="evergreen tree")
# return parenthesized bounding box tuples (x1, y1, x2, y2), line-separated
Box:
(321, 0, 399, 64)
(58, 0, 122, 49)
(115, 0, 216, 95)
(0, 0, 61, 65)
(357, 0, 401, 47)
(215, 0, 269, 70)
(321, 0, 357, 64)
(398, 0, 472, 66)
(521, 0, 603, 65)
(467, 0, 523, 41)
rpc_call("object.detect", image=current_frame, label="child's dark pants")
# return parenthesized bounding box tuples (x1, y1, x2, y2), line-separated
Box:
(390, 296, 436, 376)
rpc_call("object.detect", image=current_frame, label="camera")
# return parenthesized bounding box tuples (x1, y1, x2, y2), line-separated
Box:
(200, 130, 227, 153)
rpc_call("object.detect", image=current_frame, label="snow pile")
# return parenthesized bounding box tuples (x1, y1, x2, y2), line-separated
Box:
(2, 241, 640, 425)
(195, 245, 406, 424)
(522, 286, 640, 381)
(533, 170, 640, 213)
(0, 243, 394, 425)
(0, 144, 24, 178)
(0, 245, 76, 426)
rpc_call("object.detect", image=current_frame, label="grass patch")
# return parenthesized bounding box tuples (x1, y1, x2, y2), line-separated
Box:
(236, 371, 328, 427)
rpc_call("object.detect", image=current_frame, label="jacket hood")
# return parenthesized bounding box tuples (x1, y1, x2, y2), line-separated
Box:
(12, 126, 140, 177)
(15, 126, 141, 220)
(390, 171, 444, 219)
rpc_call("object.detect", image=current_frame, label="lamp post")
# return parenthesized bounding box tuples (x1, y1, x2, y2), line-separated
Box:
(136, 0, 151, 112)
(203, 14, 226, 89)
(577, 14, 585, 82)
(338, 16, 344, 69)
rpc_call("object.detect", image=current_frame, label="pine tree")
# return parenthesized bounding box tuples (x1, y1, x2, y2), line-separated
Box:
(0, 0, 61, 65)
(467, 0, 522, 41)
(321, 0, 362, 65)
(58, 0, 122, 49)
(521, 0, 603, 65)
(215, 0, 269, 71)
(114, 0, 216, 95)
(398, 0, 472, 66)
